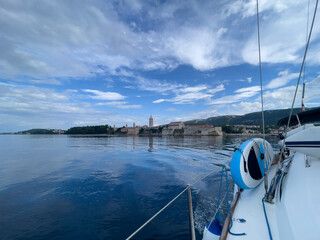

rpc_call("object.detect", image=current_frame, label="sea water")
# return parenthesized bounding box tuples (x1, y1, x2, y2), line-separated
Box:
(0, 135, 278, 239)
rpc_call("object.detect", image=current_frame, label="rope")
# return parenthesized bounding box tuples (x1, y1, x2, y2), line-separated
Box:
(286, 0, 318, 129)
(126, 168, 217, 239)
(125, 186, 188, 240)
(190, 169, 217, 187)
(262, 197, 273, 240)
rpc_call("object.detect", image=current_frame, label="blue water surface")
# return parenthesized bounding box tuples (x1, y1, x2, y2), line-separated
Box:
(0, 135, 277, 239)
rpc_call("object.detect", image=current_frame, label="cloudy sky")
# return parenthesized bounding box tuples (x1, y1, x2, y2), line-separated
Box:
(1, 0, 320, 132)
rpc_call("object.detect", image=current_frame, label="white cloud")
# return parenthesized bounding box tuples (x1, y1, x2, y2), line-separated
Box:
(264, 75, 320, 109)
(180, 85, 208, 93)
(241, 0, 320, 65)
(247, 77, 252, 83)
(0, 82, 146, 132)
(266, 70, 298, 89)
(152, 83, 225, 104)
(235, 86, 261, 93)
(135, 77, 184, 93)
(1, 0, 319, 83)
(171, 92, 212, 104)
(224, 0, 290, 19)
(83, 89, 126, 100)
(96, 101, 142, 109)
(207, 84, 225, 94)
(153, 99, 166, 103)
(209, 84, 261, 105)
(210, 91, 259, 105)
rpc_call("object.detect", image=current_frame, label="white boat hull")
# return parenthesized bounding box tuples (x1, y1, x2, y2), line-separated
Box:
(285, 124, 320, 159)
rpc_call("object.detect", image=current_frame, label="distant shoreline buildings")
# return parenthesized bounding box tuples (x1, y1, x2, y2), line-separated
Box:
(7, 115, 281, 136)
(115, 116, 223, 136)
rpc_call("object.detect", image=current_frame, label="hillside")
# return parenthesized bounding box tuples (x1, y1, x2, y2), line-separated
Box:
(65, 125, 114, 134)
(185, 108, 302, 127)
(16, 129, 64, 134)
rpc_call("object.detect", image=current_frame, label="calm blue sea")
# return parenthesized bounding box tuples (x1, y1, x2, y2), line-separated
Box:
(0, 135, 277, 240)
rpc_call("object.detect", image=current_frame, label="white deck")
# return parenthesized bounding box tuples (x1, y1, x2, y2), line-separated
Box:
(227, 152, 320, 240)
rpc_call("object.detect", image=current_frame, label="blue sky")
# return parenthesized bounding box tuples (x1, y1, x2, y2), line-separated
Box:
(1, 0, 320, 132)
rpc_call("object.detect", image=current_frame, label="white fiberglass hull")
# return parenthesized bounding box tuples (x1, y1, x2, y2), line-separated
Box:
(226, 152, 320, 240)
(285, 124, 320, 159)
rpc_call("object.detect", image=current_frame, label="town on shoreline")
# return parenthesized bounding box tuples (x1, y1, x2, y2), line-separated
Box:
(4, 115, 282, 136)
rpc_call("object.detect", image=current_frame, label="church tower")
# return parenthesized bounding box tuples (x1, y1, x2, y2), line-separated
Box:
(149, 115, 153, 128)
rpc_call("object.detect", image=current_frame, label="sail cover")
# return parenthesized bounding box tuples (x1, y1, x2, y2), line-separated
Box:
(278, 107, 320, 127)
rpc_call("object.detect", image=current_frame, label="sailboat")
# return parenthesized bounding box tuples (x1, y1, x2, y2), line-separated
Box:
(125, 1, 319, 239)
(203, 0, 320, 240)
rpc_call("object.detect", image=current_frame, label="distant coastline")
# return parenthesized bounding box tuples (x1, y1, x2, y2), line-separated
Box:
(1, 107, 301, 136)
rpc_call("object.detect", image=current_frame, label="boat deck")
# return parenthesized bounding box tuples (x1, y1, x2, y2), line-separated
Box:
(227, 152, 320, 240)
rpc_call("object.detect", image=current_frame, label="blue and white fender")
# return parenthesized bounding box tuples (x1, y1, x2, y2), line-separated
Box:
(202, 217, 222, 240)
(231, 138, 274, 189)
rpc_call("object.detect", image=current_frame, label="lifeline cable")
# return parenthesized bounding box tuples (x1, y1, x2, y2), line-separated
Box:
(126, 168, 217, 240)
(286, 0, 318, 129)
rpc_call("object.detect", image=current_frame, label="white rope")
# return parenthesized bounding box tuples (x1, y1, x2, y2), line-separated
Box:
(190, 168, 217, 187)
(125, 168, 218, 239)
(126, 186, 188, 240)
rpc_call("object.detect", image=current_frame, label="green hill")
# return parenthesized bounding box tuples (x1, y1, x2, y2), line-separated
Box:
(185, 108, 302, 127)
(65, 125, 114, 134)
(17, 129, 61, 134)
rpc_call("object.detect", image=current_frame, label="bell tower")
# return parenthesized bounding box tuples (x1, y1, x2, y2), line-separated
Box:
(149, 115, 153, 128)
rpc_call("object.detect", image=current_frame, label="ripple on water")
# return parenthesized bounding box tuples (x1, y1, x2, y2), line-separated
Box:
(0, 135, 278, 239)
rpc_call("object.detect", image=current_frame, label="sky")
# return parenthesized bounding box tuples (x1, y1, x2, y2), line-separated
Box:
(1, 0, 320, 132)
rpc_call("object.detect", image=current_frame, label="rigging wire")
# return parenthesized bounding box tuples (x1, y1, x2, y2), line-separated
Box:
(302, 0, 310, 111)
(256, 0, 269, 197)
(286, 0, 319, 129)
(256, 0, 265, 142)
(304, 0, 310, 83)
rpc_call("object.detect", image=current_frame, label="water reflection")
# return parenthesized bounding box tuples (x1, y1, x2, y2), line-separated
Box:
(148, 136, 153, 152)
(0, 135, 278, 239)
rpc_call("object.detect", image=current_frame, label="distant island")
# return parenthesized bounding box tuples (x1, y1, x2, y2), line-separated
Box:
(3, 108, 303, 136)
(11, 128, 66, 135)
